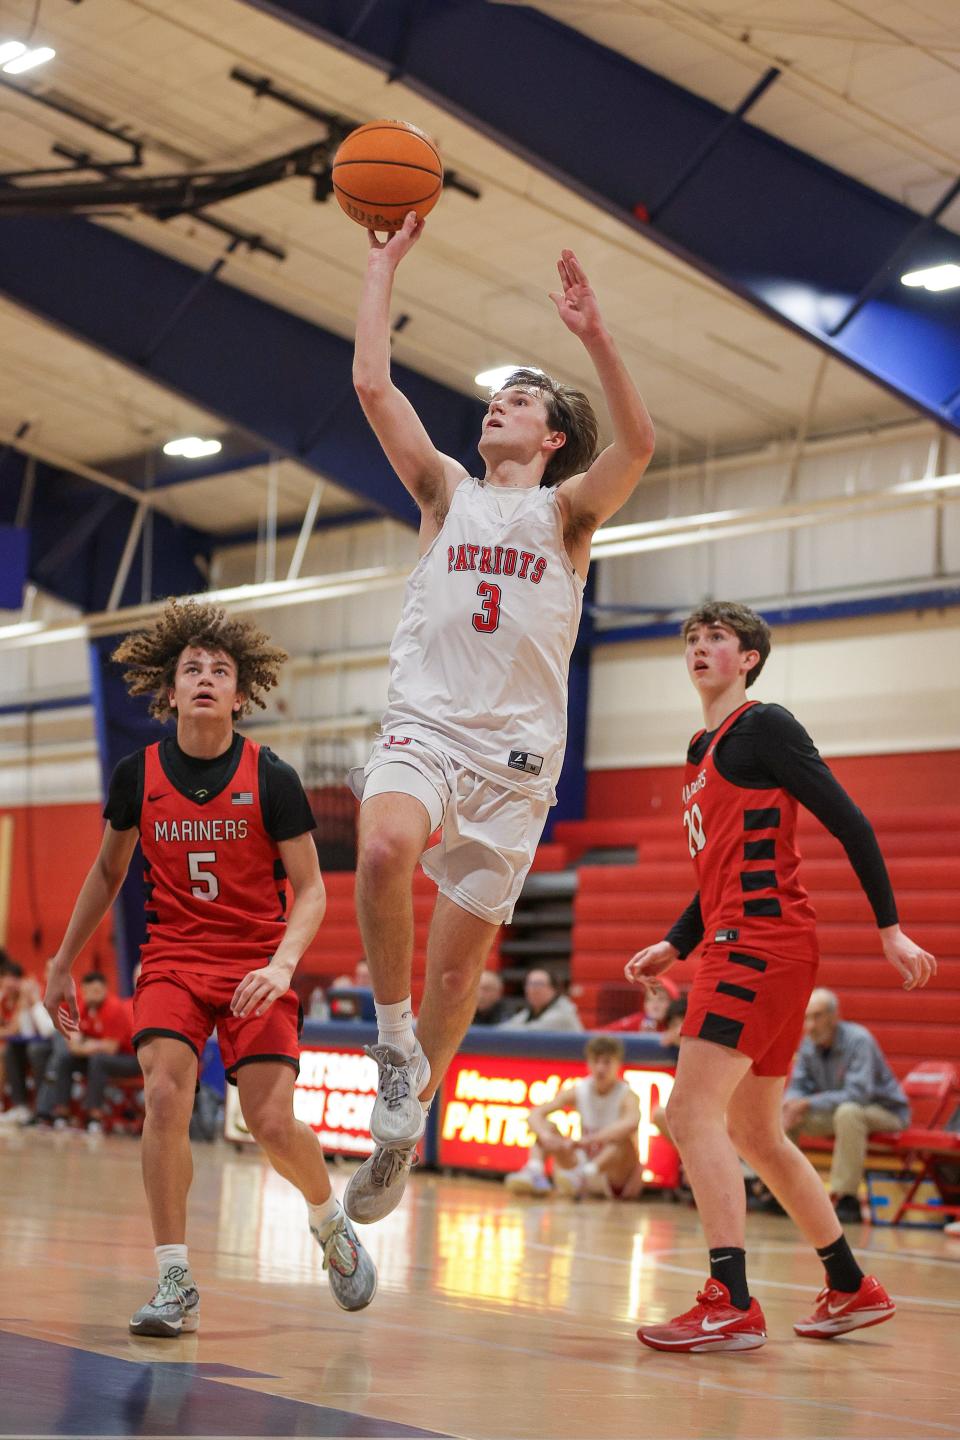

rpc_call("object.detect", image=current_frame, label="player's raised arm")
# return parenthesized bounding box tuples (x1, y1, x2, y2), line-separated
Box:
(44, 823, 139, 1032)
(353, 212, 467, 518)
(551, 250, 655, 534)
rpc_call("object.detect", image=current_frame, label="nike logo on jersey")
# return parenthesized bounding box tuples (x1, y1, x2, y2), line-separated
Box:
(147, 791, 170, 803)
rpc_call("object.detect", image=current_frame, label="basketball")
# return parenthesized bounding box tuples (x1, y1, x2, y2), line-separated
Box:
(332, 119, 443, 232)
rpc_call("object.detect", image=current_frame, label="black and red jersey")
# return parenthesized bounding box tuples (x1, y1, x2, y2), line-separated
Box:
(682, 701, 818, 962)
(138, 738, 288, 978)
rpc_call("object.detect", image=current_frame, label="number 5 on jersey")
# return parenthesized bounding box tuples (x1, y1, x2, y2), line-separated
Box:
(684, 803, 706, 860)
(188, 850, 219, 900)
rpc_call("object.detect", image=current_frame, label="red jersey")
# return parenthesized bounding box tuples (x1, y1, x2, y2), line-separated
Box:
(683, 701, 817, 962)
(79, 994, 135, 1055)
(138, 738, 287, 979)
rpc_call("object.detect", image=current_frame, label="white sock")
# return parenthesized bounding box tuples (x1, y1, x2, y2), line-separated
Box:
(155, 1244, 191, 1282)
(527, 1152, 546, 1174)
(308, 1193, 342, 1238)
(375, 997, 416, 1058)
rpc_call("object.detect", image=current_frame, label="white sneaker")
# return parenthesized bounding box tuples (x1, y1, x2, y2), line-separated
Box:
(130, 1267, 200, 1337)
(944, 1220, 960, 1237)
(0, 1106, 30, 1126)
(344, 1143, 418, 1224)
(505, 1164, 552, 1197)
(365, 1042, 431, 1148)
(554, 1164, 588, 1199)
(311, 1209, 378, 1311)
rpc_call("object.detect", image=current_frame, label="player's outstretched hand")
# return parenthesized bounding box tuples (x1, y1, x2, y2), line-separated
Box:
(367, 210, 424, 267)
(44, 966, 79, 1035)
(231, 960, 293, 1019)
(624, 940, 679, 992)
(880, 925, 937, 990)
(548, 249, 605, 342)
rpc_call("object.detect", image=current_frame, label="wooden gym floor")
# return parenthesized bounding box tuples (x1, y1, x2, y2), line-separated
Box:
(1, 1128, 958, 1440)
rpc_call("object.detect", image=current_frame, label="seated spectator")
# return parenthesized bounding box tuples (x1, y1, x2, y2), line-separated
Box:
(0, 956, 26, 1119)
(506, 1035, 640, 1198)
(33, 970, 140, 1133)
(605, 975, 680, 1033)
(473, 970, 516, 1027)
(498, 969, 583, 1032)
(782, 987, 909, 1222)
(328, 973, 366, 1021)
(354, 960, 371, 988)
(0, 969, 56, 1126)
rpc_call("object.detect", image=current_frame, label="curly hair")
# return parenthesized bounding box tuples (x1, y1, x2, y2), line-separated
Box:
(112, 599, 288, 722)
(498, 367, 599, 487)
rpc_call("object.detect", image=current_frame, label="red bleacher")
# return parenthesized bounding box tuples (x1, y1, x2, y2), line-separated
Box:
(301, 868, 504, 1007)
(567, 807, 960, 1073)
(301, 806, 958, 1074)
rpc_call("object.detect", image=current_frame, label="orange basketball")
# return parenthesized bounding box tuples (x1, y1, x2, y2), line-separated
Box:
(332, 119, 443, 232)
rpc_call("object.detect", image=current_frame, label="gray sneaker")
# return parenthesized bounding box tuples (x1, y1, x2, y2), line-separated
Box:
(344, 1143, 417, 1224)
(311, 1209, 378, 1312)
(129, 1267, 200, 1337)
(366, 1042, 430, 1147)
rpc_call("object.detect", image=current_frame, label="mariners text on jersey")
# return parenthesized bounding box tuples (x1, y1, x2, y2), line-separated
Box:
(152, 818, 249, 843)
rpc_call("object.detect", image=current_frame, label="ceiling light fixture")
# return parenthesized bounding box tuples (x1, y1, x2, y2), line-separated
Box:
(0, 41, 26, 64)
(474, 365, 531, 391)
(900, 263, 960, 293)
(2, 45, 55, 73)
(162, 436, 223, 459)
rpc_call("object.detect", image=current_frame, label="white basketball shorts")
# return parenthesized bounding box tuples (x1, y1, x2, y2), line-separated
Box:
(350, 735, 550, 926)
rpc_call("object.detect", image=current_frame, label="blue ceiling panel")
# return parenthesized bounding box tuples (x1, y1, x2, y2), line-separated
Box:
(244, 0, 960, 433)
(0, 215, 490, 528)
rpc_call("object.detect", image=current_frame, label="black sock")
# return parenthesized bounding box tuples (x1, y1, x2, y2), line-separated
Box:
(708, 1247, 750, 1310)
(816, 1234, 864, 1293)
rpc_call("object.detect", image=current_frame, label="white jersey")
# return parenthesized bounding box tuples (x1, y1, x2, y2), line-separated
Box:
(574, 1077, 630, 1134)
(380, 477, 584, 802)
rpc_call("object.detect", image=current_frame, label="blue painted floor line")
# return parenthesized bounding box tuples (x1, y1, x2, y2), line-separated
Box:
(0, 1329, 449, 1439)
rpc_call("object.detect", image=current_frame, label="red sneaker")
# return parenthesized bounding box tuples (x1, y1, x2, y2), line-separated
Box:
(637, 1279, 766, 1353)
(794, 1274, 895, 1339)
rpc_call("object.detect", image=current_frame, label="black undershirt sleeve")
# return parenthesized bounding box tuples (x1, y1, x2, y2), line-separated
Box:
(259, 748, 317, 842)
(749, 706, 898, 928)
(664, 892, 705, 959)
(102, 751, 144, 832)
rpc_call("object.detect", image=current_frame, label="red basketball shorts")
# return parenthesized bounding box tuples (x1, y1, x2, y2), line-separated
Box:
(132, 967, 302, 1084)
(681, 943, 818, 1078)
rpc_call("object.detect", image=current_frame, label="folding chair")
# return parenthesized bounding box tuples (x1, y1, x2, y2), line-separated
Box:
(887, 1062, 960, 1225)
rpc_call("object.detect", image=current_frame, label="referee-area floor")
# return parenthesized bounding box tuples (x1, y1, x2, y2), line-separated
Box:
(2, 1130, 957, 1440)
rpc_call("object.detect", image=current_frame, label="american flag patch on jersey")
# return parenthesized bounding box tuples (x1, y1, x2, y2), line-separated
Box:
(231, 791, 254, 805)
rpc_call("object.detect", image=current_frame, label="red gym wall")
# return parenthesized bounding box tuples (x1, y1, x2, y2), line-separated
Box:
(1, 804, 117, 986)
(3, 748, 957, 990)
(587, 749, 960, 820)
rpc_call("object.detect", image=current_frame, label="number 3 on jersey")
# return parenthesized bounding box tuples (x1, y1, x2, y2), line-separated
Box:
(684, 803, 706, 859)
(188, 850, 219, 900)
(471, 581, 501, 633)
